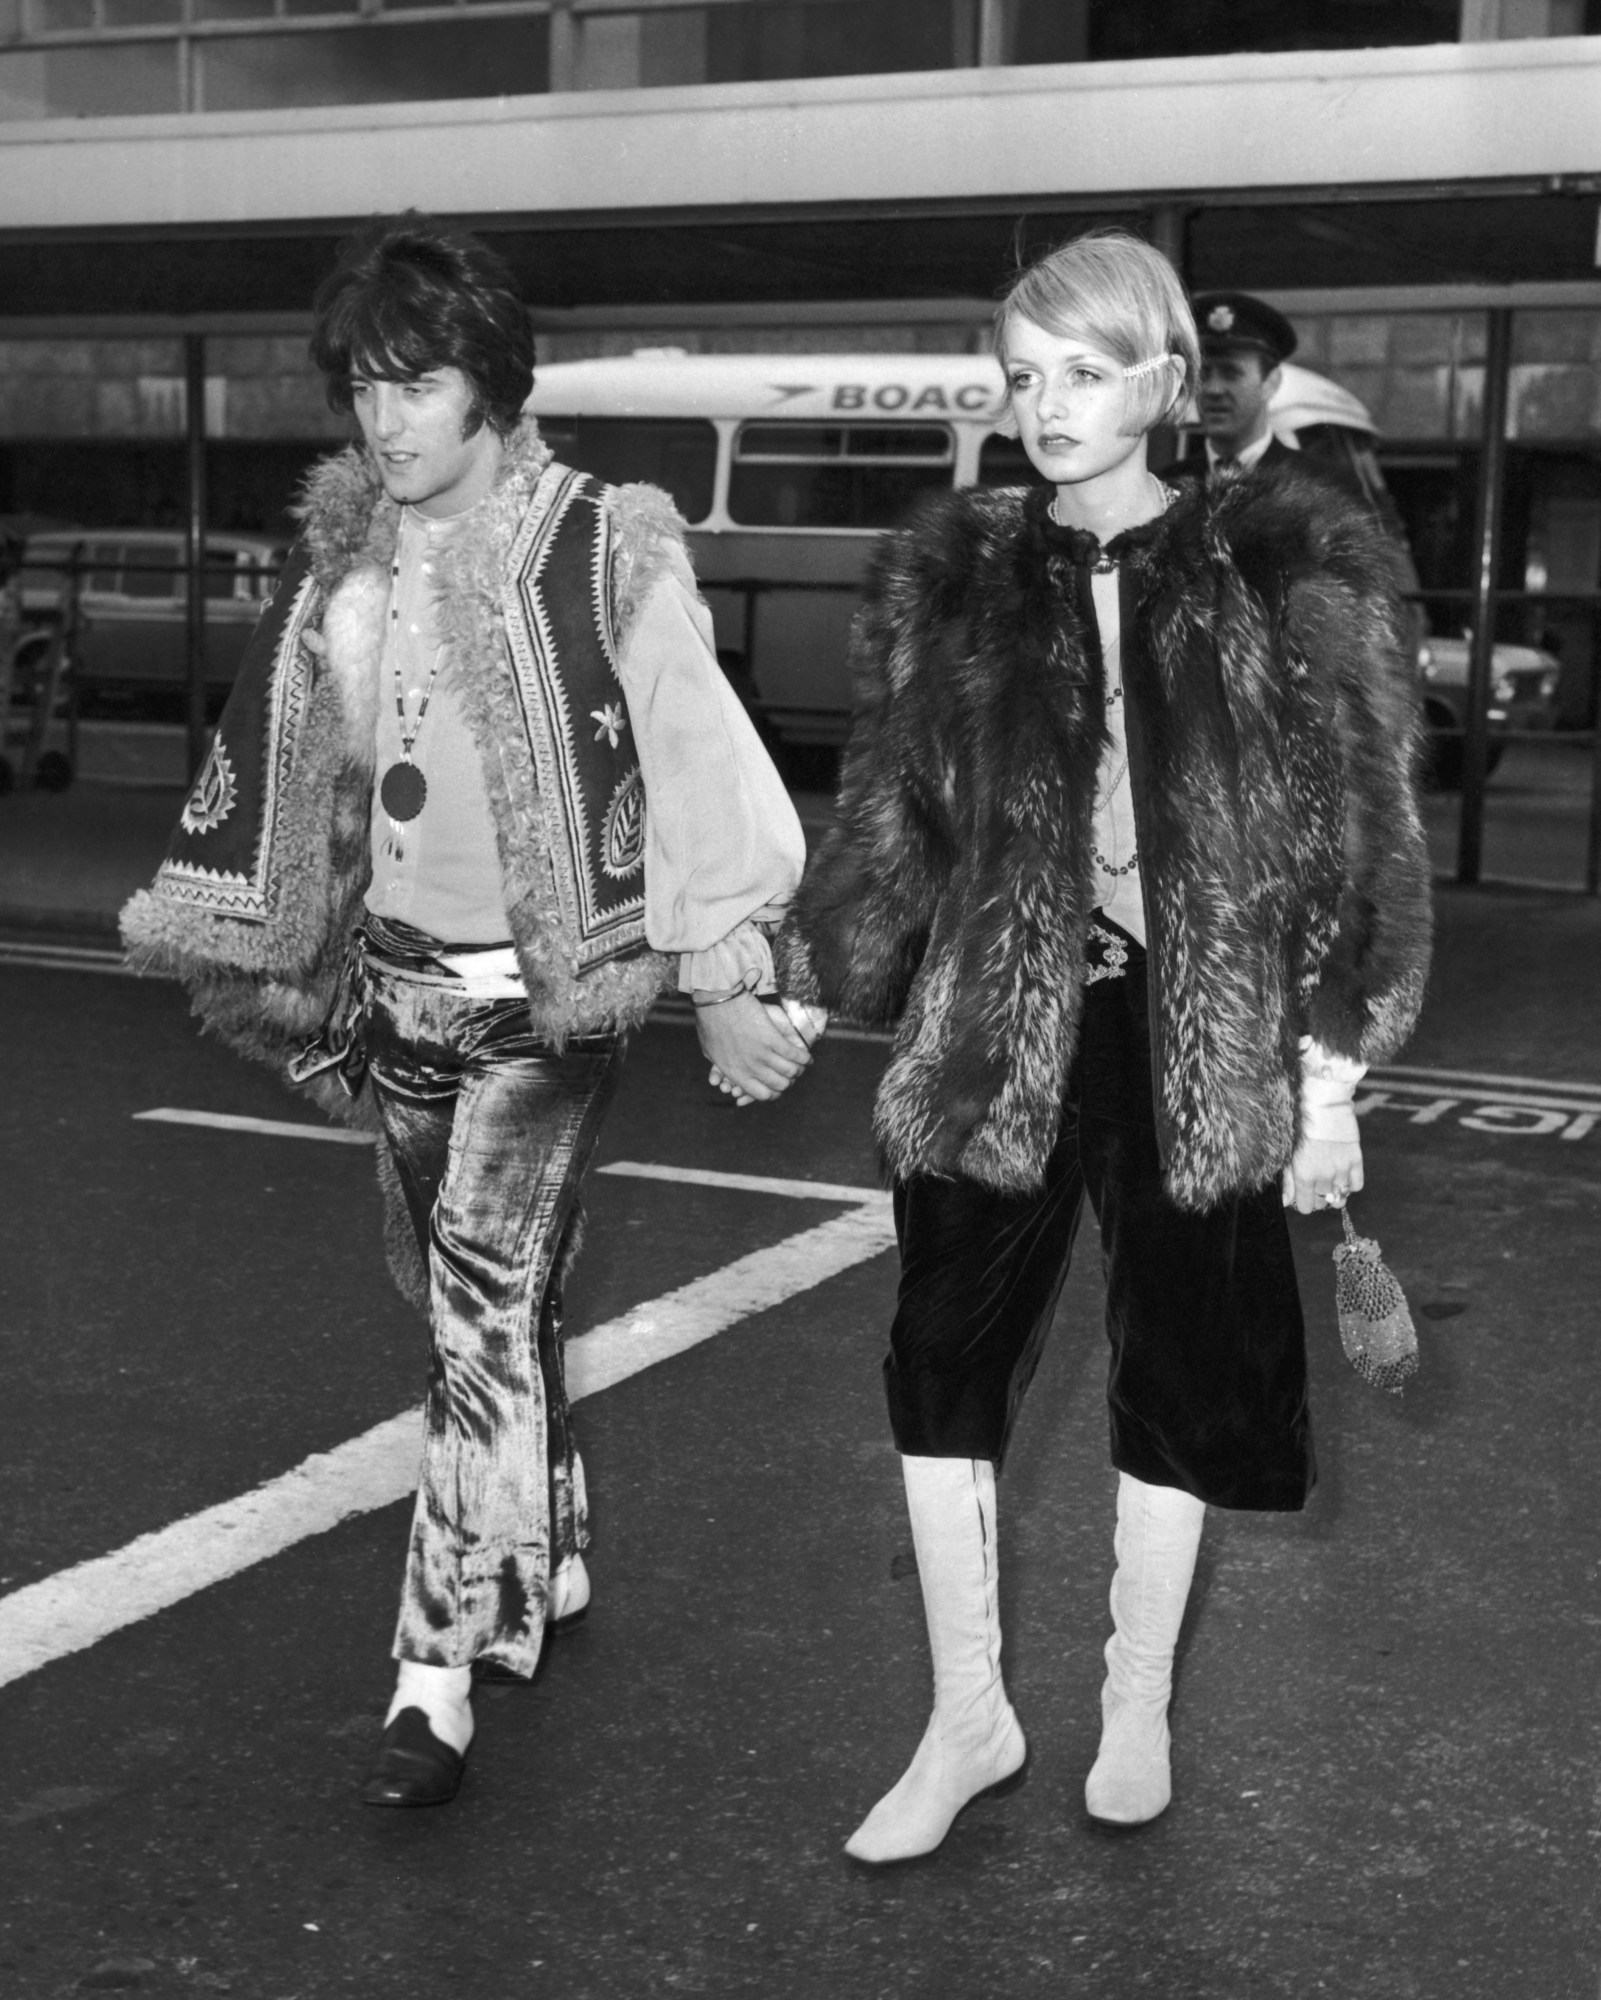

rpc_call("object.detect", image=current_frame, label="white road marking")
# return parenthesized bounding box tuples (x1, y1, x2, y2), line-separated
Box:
(1356, 1078, 1601, 1140)
(597, 1159, 882, 1206)
(0, 939, 127, 975)
(1373, 1061, 1601, 1100)
(0, 1166, 893, 1690)
(135, 1107, 375, 1146)
(567, 1199, 891, 1402)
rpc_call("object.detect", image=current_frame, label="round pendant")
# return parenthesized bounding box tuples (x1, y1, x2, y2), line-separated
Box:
(380, 760, 427, 823)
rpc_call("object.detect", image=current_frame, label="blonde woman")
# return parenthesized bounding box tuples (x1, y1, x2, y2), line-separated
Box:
(777, 229, 1430, 1863)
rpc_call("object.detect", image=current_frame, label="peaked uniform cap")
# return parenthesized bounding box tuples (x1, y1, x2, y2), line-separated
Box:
(1191, 292, 1297, 365)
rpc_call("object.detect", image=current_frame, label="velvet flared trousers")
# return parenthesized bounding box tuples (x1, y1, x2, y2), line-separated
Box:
(885, 934, 1315, 1512)
(364, 956, 623, 1676)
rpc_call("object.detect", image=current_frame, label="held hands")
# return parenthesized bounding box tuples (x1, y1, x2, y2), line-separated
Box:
(696, 991, 827, 1107)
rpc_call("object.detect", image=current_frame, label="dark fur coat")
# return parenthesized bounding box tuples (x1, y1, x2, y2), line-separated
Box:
(776, 465, 1432, 1209)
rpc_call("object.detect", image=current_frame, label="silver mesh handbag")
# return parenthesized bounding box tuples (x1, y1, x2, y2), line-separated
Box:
(1332, 1206, 1418, 1394)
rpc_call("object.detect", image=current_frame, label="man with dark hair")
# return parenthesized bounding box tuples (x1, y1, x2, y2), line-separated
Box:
(1184, 290, 1299, 476)
(124, 212, 818, 1808)
(309, 213, 536, 442)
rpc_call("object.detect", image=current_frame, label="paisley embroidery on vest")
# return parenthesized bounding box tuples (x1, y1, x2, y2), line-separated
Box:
(602, 767, 646, 879)
(181, 736, 240, 835)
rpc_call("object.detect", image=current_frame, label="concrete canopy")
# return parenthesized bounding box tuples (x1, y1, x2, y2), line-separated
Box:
(0, 37, 1596, 323)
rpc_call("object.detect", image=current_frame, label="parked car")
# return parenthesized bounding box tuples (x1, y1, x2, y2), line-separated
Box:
(1416, 634, 1561, 789)
(13, 527, 285, 721)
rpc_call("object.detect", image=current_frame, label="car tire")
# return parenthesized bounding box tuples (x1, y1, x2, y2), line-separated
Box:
(1421, 734, 1503, 792)
(1421, 733, 1461, 792)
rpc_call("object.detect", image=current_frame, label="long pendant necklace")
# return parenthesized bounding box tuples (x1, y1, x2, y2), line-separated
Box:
(1092, 598, 1138, 881)
(379, 551, 446, 860)
(1092, 747, 1139, 880)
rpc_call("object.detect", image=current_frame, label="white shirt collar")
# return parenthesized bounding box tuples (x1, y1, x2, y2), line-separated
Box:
(1205, 429, 1279, 474)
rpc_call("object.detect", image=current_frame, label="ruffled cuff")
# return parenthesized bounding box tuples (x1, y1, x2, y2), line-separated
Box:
(681, 911, 784, 1003)
(1298, 1035, 1367, 1143)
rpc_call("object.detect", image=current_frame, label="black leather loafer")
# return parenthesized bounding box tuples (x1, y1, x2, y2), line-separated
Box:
(360, 1706, 467, 1808)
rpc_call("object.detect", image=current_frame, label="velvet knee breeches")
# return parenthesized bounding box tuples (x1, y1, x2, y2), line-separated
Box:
(884, 940, 1315, 1512)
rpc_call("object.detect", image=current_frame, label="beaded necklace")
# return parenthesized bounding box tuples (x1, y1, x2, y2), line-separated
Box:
(378, 523, 448, 860)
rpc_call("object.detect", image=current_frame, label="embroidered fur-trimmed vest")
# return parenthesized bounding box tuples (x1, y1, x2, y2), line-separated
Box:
(122, 424, 679, 1105)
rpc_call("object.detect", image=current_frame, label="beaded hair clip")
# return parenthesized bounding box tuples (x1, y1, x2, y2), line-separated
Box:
(1121, 354, 1177, 379)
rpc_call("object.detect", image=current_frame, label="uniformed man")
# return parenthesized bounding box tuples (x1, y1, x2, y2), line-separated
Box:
(1183, 290, 1300, 477)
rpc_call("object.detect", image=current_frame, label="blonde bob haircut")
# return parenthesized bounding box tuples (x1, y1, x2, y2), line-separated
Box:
(993, 228, 1200, 438)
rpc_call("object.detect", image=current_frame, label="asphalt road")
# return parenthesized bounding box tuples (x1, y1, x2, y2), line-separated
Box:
(1, 916, 1599, 2000)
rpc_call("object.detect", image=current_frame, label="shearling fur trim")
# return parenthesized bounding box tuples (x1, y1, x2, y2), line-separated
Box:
(785, 463, 1431, 1206)
(305, 424, 667, 1042)
(321, 567, 387, 767)
(295, 442, 399, 592)
(119, 642, 376, 1116)
(606, 480, 696, 651)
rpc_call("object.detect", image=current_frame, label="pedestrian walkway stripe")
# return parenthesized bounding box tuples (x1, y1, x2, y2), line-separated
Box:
(0, 1166, 893, 1691)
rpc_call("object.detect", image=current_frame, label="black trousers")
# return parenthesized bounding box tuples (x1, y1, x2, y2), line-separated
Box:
(884, 933, 1315, 1512)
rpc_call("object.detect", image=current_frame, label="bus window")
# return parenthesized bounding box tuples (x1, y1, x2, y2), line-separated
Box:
(535, 416, 718, 524)
(729, 423, 954, 529)
(975, 435, 1044, 487)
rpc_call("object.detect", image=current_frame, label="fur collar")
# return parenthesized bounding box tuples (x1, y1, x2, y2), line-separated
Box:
(294, 418, 554, 593)
(295, 423, 555, 767)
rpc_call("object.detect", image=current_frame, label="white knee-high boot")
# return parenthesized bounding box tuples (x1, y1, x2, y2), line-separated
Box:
(845, 1455, 1028, 1865)
(1084, 1471, 1205, 1826)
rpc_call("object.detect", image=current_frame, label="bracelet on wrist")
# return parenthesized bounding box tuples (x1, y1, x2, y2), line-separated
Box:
(692, 985, 753, 1010)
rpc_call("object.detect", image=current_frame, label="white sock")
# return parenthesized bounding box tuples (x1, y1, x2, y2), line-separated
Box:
(385, 1660, 474, 1756)
(550, 1553, 590, 1623)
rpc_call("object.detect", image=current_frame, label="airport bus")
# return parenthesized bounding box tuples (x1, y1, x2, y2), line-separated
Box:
(527, 349, 1405, 758)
